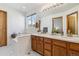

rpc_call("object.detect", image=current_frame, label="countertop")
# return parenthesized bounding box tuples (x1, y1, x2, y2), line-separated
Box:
(31, 33, 79, 43)
(15, 33, 79, 43)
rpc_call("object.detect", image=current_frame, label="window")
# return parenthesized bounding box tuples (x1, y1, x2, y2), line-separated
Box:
(27, 14, 36, 26)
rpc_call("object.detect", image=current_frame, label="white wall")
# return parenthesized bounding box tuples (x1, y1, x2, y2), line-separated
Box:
(41, 5, 79, 35)
(0, 5, 25, 44)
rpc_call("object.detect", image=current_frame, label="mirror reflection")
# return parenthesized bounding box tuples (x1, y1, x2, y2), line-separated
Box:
(52, 17, 63, 34)
(67, 12, 78, 35)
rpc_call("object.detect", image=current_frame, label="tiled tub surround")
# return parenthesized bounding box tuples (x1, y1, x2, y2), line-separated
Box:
(0, 34, 31, 56)
(12, 34, 32, 56)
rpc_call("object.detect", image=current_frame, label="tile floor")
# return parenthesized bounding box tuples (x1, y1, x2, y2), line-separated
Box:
(0, 39, 41, 56)
(26, 51, 41, 56)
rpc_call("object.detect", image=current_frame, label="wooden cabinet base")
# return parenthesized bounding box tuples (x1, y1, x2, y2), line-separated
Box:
(31, 35, 79, 56)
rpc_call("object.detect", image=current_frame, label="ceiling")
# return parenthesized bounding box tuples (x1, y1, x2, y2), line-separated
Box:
(0, 3, 79, 16)
(0, 3, 48, 15)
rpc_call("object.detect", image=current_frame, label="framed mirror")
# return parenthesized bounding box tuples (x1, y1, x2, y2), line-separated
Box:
(52, 17, 63, 34)
(67, 11, 78, 35)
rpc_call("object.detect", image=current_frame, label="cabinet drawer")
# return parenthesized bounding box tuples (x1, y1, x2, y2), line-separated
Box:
(68, 50, 79, 56)
(69, 43, 79, 51)
(44, 50, 51, 56)
(53, 40, 67, 48)
(53, 45, 67, 56)
(37, 47, 43, 55)
(39, 37, 43, 41)
(44, 38, 51, 43)
(40, 44, 43, 49)
(44, 43, 51, 51)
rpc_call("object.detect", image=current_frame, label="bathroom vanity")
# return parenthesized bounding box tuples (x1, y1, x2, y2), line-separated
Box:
(31, 34, 79, 56)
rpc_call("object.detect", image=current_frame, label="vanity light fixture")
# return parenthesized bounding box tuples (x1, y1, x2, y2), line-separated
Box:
(41, 3, 64, 12)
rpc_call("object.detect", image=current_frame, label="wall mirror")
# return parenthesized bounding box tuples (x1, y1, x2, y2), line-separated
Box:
(52, 17, 63, 34)
(67, 11, 78, 35)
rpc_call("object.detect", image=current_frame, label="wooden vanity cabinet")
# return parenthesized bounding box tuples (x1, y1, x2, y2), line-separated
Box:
(31, 35, 79, 56)
(52, 40, 67, 56)
(31, 35, 37, 51)
(44, 38, 52, 56)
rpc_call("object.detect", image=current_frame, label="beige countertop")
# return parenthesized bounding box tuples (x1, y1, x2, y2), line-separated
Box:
(16, 33, 79, 43)
(32, 33, 79, 43)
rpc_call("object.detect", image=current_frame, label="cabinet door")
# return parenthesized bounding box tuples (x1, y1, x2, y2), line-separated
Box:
(32, 36, 37, 51)
(68, 42, 79, 56)
(44, 43, 52, 56)
(44, 43, 51, 51)
(0, 11, 7, 46)
(37, 37, 44, 55)
(68, 50, 79, 56)
(44, 50, 51, 56)
(36, 38, 40, 52)
(53, 45, 66, 56)
(39, 41, 43, 55)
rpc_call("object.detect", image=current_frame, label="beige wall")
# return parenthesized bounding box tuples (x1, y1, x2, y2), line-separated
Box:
(0, 5, 25, 44)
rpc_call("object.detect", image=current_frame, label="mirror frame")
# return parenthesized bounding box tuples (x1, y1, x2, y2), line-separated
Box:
(67, 11, 78, 35)
(52, 16, 63, 34)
